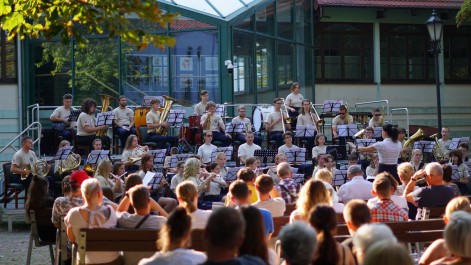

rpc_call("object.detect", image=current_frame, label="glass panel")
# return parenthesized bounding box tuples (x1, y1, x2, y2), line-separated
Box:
(277, 0, 293, 40)
(5, 41, 16, 78)
(173, 0, 219, 16)
(209, 0, 244, 17)
(295, 0, 312, 45)
(171, 31, 219, 102)
(256, 36, 274, 92)
(256, 3, 275, 36)
(234, 15, 254, 31)
(233, 31, 256, 103)
(277, 41, 295, 88)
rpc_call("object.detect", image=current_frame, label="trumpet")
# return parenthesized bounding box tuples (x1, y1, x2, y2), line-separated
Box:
(280, 98, 292, 133)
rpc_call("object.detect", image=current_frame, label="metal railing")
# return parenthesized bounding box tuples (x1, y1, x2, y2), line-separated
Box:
(354, 100, 390, 124)
(390, 108, 410, 138)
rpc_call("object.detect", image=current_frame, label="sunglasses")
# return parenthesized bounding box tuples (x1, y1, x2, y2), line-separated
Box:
(374, 114, 380, 117)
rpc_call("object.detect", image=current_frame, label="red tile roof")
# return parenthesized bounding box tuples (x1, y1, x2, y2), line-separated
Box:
(315, 0, 463, 9)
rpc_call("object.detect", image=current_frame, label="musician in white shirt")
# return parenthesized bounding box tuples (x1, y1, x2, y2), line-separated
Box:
(146, 98, 179, 150)
(368, 107, 384, 128)
(331, 105, 354, 139)
(198, 131, 218, 164)
(194, 90, 209, 115)
(76, 98, 108, 148)
(50, 93, 76, 142)
(278, 131, 298, 155)
(285, 82, 304, 128)
(200, 101, 231, 147)
(113, 95, 136, 147)
(238, 132, 261, 165)
(232, 105, 262, 146)
(265, 98, 290, 148)
(438, 127, 451, 157)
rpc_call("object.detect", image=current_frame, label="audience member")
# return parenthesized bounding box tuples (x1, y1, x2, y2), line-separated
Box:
(176, 181, 212, 230)
(341, 199, 371, 259)
(404, 162, 455, 220)
(338, 165, 373, 203)
(363, 241, 413, 265)
(352, 223, 397, 265)
(252, 174, 286, 217)
(200, 207, 265, 265)
(25, 175, 55, 242)
(290, 179, 331, 223)
(442, 164, 461, 197)
(121, 174, 168, 217)
(368, 172, 408, 212)
(237, 167, 258, 204)
(368, 174, 408, 222)
(314, 168, 339, 203)
(309, 205, 355, 265)
(276, 162, 301, 204)
(138, 208, 206, 265)
(396, 162, 418, 219)
(278, 222, 317, 265)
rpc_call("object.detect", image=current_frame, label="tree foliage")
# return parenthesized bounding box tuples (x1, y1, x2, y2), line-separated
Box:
(457, 0, 471, 27)
(0, 0, 177, 50)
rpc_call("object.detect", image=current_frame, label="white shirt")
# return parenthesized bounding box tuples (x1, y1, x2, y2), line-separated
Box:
(200, 113, 223, 132)
(138, 248, 207, 265)
(12, 149, 37, 167)
(265, 111, 284, 131)
(312, 145, 327, 158)
(231, 116, 252, 132)
(285, 93, 304, 108)
(113, 107, 134, 127)
(368, 117, 384, 128)
(205, 175, 226, 196)
(77, 112, 96, 136)
(372, 138, 402, 165)
(438, 138, 452, 156)
(337, 175, 374, 203)
(297, 113, 315, 126)
(278, 144, 299, 155)
(146, 110, 161, 134)
(194, 102, 207, 115)
(238, 143, 261, 159)
(50, 106, 77, 128)
(252, 197, 286, 217)
(197, 144, 217, 163)
(332, 115, 354, 126)
(170, 174, 183, 192)
(190, 209, 212, 230)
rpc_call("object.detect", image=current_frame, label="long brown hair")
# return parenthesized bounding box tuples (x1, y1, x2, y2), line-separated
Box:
(157, 207, 192, 252)
(176, 181, 198, 213)
(238, 206, 269, 264)
(310, 204, 339, 265)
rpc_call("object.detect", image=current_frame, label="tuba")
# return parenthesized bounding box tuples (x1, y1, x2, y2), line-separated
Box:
(156, 95, 176, 135)
(96, 94, 115, 137)
(57, 153, 82, 175)
(402, 128, 425, 161)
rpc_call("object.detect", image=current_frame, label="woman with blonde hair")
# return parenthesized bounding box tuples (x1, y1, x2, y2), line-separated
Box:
(182, 157, 217, 195)
(314, 168, 339, 203)
(65, 178, 120, 264)
(95, 160, 123, 195)
(176, 181, 212, 229)
(290, 179, 332, 222)
(396, 162, 416, 195)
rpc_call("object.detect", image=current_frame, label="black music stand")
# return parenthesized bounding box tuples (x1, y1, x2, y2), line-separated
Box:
(450, 165, 460, 180)
(338, 124, 358, 138)
(285, 148, 306, 164)
(143, 96, 158, 107)
(169, 154, 192, 168)
(225, 122, 245, 135)
(167, 110, 185, 127)
(254, 149, 278, 166)
(210, 146, 233, 162)
(355, 139, 376, 147)
(413, 141, 435, 154)
(373, 127, 383, 139)
(322, 100, 343, 113)
(149, 149, 167, 165)
(333, 169, 348, 186)
(295, 125, 316, 138)
(52, 146, 74, 161)
(326, 145, 347, 161)
(448, 137, 469, 150)
(68, 110, 81, 122)
(225, 167, 242, 182)
(292, 173, 305, 186)
(87, 150, 110, 165)
(143, 172, 164, 190)
(96, 111, 115, 126)
(215, 104, 226, 117)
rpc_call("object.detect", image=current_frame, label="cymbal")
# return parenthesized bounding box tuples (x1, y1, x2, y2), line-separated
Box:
(175, 99, 193, 107)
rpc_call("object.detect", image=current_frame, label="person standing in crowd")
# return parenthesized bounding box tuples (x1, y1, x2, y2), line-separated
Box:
(194, 90, 209, 115)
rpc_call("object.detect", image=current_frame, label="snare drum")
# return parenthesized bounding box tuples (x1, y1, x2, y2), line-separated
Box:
(252, 105, 275, 132)
(189, 115, 201, 128)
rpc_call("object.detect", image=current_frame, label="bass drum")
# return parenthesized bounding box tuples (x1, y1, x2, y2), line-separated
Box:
(252, 105, 274, 132)
(134, 107, 150, 140)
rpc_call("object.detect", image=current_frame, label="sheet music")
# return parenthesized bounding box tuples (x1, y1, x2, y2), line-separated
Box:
(96, 111, 115, 126)
(355, 139, 376, 147)
(149, 149, 167, 164)
(87, 150, 110, 164)
(225, 167, 242, 182)
(413, 141, 435, 153)
(225, 122, 245, 134)
(285, 147, 306, 163)
(333, 169, 348, 186)
(167, 110, 186, 126)
(215, 104, 226, 117)
(169, 154, 192, 168)
(322, 100, 343, 113)
(338, 124, 358, 137)
(211, 146, 233, 162)
(143, 172, 163, 189)
(295, 125, 316, 138)
(53, 146, 74, 160)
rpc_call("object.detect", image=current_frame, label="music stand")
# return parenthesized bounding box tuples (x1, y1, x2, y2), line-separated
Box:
(143, 172, 164, 190)
(326, 145, 347, 161)
(322, 100, 343, 113)
(355, 139, 376, 147)
(96, 111, 115, 126)
(52, 146, 74, 161)
(215, 104, 226, 117)
(292, 173, 305, 186)
(413, 141, 435, 154)
(210, 146, 233, 162)
(333, 169, 348, 186)
(338, 124, 358, 138)
(373, 127, 383, 139)
(291, 167, 298, 174)
(167, 110, 186, 127)
(226, 167, 242, 182)
(143, 96, 158, 107)
(169, 154, 192, 168)
(285, 148, 306, 164)
(254, 150, 278, 166)
(295, 125, 316, 138)
(450, 165, 460, 180)
(68, 110, 81, 122)
(149, 149, 167, 165)
(225, 122, 245, 134)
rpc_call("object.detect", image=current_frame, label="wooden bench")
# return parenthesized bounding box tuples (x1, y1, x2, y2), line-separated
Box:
(73, 228, 206, 265)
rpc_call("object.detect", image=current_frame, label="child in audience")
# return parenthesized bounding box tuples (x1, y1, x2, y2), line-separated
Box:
(204, 162, 227, 203)
(368, 174, 408, 222)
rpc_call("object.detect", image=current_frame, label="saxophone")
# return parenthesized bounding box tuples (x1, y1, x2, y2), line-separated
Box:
(155, 95, 176, 136)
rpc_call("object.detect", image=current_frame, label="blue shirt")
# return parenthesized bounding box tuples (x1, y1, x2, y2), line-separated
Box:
(258, 208, 274, 235)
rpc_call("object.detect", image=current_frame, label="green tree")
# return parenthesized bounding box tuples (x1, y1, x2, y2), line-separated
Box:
(457, 0, 471, 26)
(0, 0, 177, 50)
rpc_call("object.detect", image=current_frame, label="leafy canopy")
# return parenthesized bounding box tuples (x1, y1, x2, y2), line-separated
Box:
(0, 0, 177, 50)
(457, 0, 471, 27)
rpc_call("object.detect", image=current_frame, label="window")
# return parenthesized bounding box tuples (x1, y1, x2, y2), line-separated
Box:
(315, 23, 373, 82)
(380, 24, 434, 82)
(444, 26, 471, 82)
(0, 31, 17, 83)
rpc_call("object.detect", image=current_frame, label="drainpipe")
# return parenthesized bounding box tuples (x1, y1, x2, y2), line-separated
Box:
(17, 36, 23, 134)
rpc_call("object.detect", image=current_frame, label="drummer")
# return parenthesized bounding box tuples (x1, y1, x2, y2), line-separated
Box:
(232, 105, 262, 146)
(194, 90, 209, 115)
(113, 95, 136, 148)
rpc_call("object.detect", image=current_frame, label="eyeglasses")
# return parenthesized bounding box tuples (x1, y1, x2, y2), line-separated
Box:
(374, 114, 380, 117)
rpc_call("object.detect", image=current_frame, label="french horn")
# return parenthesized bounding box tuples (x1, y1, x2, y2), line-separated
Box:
(57, 153, 82, 175)
(32, 159, 50, 178)
(129, 146, 148, 163)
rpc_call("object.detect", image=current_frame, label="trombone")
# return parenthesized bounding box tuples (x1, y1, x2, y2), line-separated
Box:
(280, 98, 292, 133)
(310, 102, 325, 132)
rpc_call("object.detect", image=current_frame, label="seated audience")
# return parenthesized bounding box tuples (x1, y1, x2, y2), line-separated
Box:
(338, 165, 373, 203)
(237, 167, 259, 204)
(279, 222, 318, 265)
(314, 168, 339, 203)
(252, 174, 286, 217)
(352, 223, 397, 265)
(25, 175, 55, 242)
(363, 241, 413, 265)
(138, 208, 206, 265)
(404, 162, 455, 220)
(121, 174, 168, 217)
(368, 172, 408, 212)
(341, 199, 371, 257)
(199, 207, 265, 265)
(276, 162, 301, 204)
(309, 205, 356, 265)
(290, 179, 332, 223)
(64, 178, 121, 265)
(368, 174, 408, 222)
(442, 163, 461, 197)
(176, 181, 212, 230)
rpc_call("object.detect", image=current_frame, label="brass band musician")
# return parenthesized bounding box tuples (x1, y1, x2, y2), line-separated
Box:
(265, 98, 291, 148)
(113, 95, 136, 148)
(231, 105, 262, 146)
(297, 99, 319, 151)
(146, 98, 178, 150)
(200, 101, 231, 147)
(76, 98, 109, 149)
(194, 90, 209, 115)
(331, 104, 354, 139)
(368, 107, 384, 128)
(284, 82, 304, 128)
(49, 93, 76, 142)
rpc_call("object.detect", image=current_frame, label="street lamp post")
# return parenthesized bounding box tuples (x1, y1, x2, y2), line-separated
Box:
(426, 10, 444, 138)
